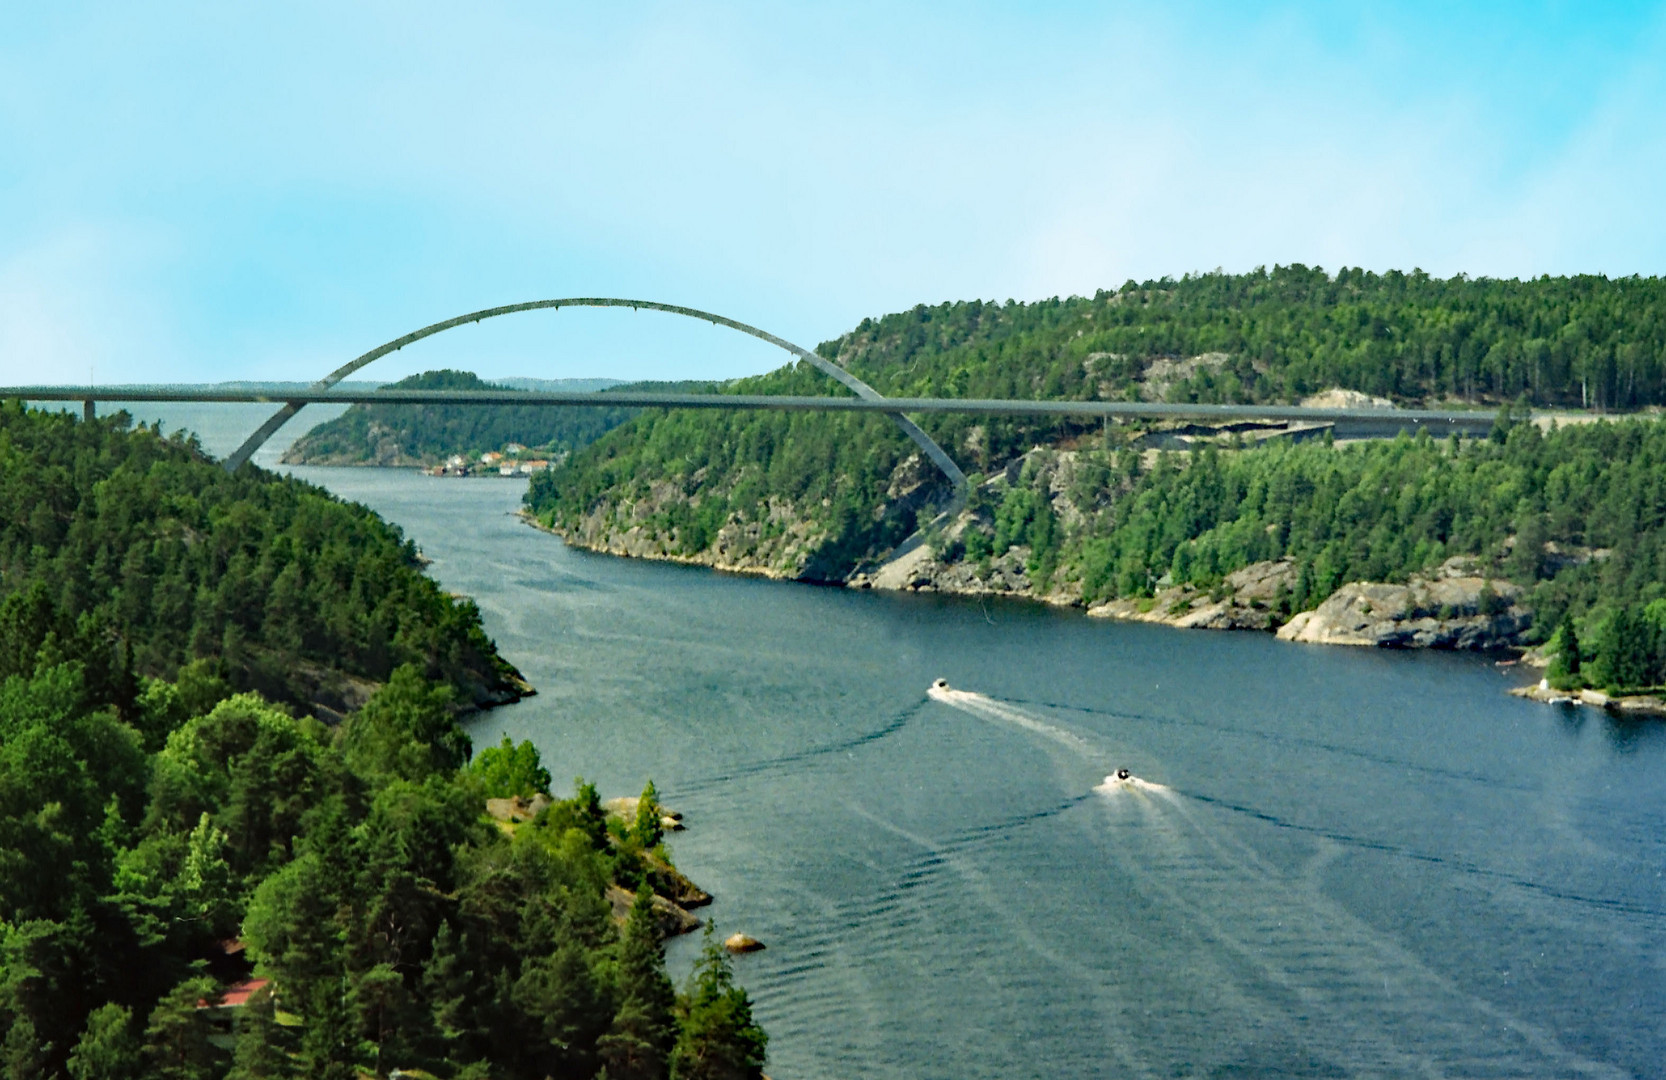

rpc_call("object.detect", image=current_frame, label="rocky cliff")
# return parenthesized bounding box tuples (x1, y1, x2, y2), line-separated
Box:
(544, 481, 831, 580)
(539, 449, 955, 582)
(546, 442, 1538, 653)
(1276, 560, 1531, 649)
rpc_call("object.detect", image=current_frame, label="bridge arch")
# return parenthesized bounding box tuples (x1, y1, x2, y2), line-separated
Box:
(224, 298, 967, 493)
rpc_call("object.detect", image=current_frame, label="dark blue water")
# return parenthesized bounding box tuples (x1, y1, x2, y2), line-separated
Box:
(275, 466, 1666, 1080)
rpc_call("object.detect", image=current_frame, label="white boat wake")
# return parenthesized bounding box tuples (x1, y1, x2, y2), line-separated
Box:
(924, 679, 1623, 1078)
(928, 679, 1094, 756)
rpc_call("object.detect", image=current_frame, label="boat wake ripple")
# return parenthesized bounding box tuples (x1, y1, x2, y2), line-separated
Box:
(1088, 779, 1628, 1078)
(997, 691, 1524, 790)
(671, 697, 928, 797)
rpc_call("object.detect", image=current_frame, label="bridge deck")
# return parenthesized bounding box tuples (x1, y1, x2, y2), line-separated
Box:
(5, 386, 1506, 432)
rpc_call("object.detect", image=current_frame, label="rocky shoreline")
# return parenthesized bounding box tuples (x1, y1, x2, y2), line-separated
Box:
(528, 494, 1538, 651)
(486, 792, 716, 939)
(853, 541, 1536, 651)
(1509, 682, 1666, 717)
(521, 460, 1666, 720)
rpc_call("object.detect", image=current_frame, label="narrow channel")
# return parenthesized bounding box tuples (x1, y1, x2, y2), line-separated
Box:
(279, 464, 1665, 1080)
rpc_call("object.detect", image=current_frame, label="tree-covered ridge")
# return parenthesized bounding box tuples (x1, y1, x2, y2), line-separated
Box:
(824, 266, 1666, 410)
(282, 370, 717, 467)
(527, 359, 929, 579)
(0, 401, 523, 715)
(0, 401, 766, 1076)
(952, 416, 1666, 692)
(528, 269, 1666, 581)
(986, 419, 1658, 614)
(1, 659, 767, 1080)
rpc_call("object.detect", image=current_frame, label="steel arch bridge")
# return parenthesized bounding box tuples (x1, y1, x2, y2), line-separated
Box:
(220, 298, 969, 492)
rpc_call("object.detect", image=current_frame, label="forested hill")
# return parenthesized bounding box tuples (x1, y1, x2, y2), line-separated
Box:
(527, 269, 1666, 578)
(0, 399, 768, 1079)
(282, 369, 715, 466)
(824, 267, 1666, 411)
(0, 400, 525, 717)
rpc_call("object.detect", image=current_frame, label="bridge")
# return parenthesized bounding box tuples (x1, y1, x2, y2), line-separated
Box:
(3, 296, 1507, 493)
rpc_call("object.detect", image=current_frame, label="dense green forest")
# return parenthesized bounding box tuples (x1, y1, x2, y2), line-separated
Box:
(531, 269, 1666, 582)
(969, 419, 1666, 692)
(0, 402, 766, 1079)
(0, 662, 766, 1080)
(283, 371, 715, 467)
(829, 266, 1666, 411)
(0, 401, 523, 716)
(529, 270, 1666, 692)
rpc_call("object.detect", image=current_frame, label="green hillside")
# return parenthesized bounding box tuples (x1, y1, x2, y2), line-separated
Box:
(830, 266, 1666, 411)
(526, 270, 1666, 688)
(282, 369, 715, 466)
(0, 401, 766, 1079)
(529, 269, 1666, 574)
(0, 400, 524, 716)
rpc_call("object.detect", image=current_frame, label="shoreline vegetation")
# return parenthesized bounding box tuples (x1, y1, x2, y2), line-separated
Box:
(0, 403, 770, 1080)
(518, 270, 1666, 716)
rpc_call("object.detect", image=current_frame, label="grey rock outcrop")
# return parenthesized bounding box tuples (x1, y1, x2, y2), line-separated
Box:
(1087, 558, 1296, 631)
(606, 885, 702, 938)
(1277, 558, 1530, 649)
(485, 793, 553, 824)
(724, 933, 765, 953)
(1511, 682, 1666, 715)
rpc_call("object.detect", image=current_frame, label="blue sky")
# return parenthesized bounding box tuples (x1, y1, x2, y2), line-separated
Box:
(3, 1, 1665, 386)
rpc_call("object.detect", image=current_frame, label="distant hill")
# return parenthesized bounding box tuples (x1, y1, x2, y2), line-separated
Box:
(495, 376, 624, 392)
(282, 369, 714, 466)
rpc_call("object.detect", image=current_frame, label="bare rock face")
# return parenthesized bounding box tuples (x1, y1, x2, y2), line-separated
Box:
(603, 796, 685, 832)
(643, 851, 712, 908)
(1278, 561, 1530, 649)
(1299, 388, 1397, 410)
(485, 793, 553, 824)
(1087, 558, 1297, 631)
(606, 886, 702, 938)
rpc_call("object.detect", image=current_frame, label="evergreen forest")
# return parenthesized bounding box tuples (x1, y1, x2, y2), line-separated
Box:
(0, 402, 523, 717)
(528, 270, 1666, 694)
(0, 402, 767, 1080)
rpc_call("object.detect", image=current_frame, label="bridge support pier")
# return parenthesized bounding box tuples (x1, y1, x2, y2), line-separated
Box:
(83, 399, 95, 422)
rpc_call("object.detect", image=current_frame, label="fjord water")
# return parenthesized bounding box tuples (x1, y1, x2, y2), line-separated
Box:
(279, 466, 1666, 1080)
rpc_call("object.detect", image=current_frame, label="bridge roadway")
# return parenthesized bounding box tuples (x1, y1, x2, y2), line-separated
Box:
(7, 380, 1504, 566)
(8, 383, 1504, 432)
(0, 294, 1502, 492)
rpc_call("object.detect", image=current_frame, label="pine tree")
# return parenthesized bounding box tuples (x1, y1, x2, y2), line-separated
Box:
(669, 927, 767, 1080)
(142, 976, 220, 1080)
(2, 1015, 52, 1080)
(226, 986, 293, 1080)
(67, 1004, 141, 1080)
(600, 885, 677, 1080)
(421, 920, 475, 1047)
(631, 780, 664, 851)
(1548, 613, 1581, 688)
